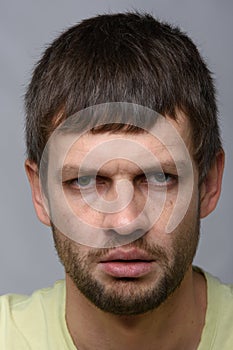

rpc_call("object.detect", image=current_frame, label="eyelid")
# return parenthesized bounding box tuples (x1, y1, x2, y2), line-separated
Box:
(138, 172, 178, 187)
(63, 171, 178, 187)
(63, 174, 109, 190)
(136, 171, 174, 178)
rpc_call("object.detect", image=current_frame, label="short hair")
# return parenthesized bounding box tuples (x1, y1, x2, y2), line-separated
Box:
(25, 12, 222, 179)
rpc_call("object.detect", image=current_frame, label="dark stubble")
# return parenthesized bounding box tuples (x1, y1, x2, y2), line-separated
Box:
(52, 216, 200, 316)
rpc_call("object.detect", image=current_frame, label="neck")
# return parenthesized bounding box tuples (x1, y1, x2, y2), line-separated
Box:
(65, 266, 207, 350)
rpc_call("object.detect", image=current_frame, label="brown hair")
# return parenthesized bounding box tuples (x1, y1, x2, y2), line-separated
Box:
(25, 12, 222, 179)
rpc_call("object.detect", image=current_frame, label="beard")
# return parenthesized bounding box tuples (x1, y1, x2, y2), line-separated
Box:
(52, 213, 200, 316)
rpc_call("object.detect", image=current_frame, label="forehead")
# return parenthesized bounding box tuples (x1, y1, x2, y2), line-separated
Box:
(69, 111, 191, 153)
(46, 111, 194, 174)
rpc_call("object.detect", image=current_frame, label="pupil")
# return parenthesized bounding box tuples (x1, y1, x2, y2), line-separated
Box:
(155, 173, 166, 182)
(79, 176, 91, 185)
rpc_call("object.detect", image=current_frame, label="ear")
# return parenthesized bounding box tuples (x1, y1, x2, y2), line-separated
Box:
(25, 159, 51, 226)
(200, 150, 225, 218)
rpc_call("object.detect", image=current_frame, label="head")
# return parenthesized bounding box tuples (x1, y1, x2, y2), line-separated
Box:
(25, 12, 224, 315)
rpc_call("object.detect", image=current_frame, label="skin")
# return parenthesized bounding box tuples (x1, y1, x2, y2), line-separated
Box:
(25, 111, 224, 350)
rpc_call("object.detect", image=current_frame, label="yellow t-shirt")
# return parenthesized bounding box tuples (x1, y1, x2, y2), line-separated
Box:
(0, 270, 233, 349)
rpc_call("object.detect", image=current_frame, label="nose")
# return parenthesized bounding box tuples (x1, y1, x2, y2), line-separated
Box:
(101, 192, 151, 237)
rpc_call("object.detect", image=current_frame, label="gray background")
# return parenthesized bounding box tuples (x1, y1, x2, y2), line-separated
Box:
(0, 0, 232, 295)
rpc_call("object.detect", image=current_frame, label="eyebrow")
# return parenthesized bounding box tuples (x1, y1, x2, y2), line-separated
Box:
(59, 159, 190, 180)
(61, 165, 101, 178)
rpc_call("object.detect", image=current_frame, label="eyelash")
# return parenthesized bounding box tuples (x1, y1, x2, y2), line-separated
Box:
(63, 172, 178, 190)
(64, 176, 103, 190)
(141, 173, 177, 187)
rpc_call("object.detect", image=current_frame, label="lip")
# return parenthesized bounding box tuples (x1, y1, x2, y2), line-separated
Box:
(98, 248, 155, 278)
(99, 248, 155, 262)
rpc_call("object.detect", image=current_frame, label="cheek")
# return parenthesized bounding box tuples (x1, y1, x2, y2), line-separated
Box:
(148, 188, 199, 240)
(49, 183, 105, 227)
(149, 196, 176, 232)
(164, 183, 199, 231)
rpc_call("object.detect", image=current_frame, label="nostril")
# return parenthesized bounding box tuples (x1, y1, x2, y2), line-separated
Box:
(104, 229, 147, 247)
(106, 228, 145, 237)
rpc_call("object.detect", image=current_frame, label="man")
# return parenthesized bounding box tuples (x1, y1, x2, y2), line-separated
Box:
(0, 12, 232, 350)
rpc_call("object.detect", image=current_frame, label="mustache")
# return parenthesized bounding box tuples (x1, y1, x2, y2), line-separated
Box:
(86, 236, 169, 264)
(51, 223, 170, 266)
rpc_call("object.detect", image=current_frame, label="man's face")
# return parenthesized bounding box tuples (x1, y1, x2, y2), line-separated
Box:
(46, 112, 200, 315)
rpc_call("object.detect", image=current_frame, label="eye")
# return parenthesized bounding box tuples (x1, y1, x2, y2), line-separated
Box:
(146, 172, 176, 186)
(71, 176, 96, 189)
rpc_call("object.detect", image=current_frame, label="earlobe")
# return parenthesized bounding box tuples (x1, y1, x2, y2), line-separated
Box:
(25, 159, 51, 226)
(200, 150, 225, 218)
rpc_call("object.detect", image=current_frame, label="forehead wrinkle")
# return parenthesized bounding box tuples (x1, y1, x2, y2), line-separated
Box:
(60, 158, 189, 180)
(70, 136, 183, 149)
(66, 141, 187, 161)
(52, 123, 193, 178)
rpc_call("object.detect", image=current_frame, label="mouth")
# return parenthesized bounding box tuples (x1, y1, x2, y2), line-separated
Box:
(98, 248, 156, 278)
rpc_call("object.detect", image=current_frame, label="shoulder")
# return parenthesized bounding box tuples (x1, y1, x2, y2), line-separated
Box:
(0, 280, 65, 315)
(0, 280, 66, 349)
(198, 269, 233, 350)
(204, 270, 233, 311)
